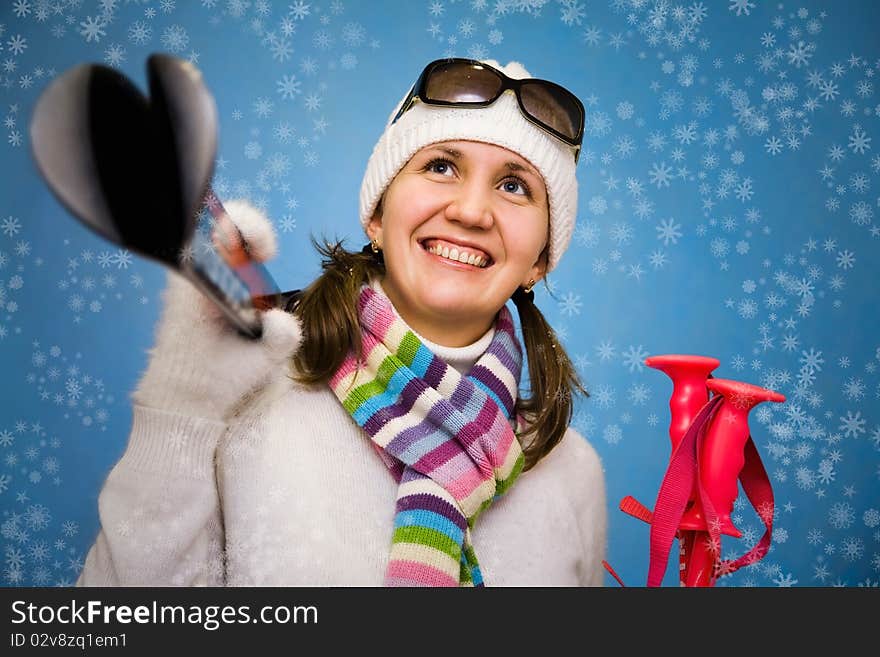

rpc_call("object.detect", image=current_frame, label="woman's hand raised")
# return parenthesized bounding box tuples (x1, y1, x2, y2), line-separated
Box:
(131, 199, 303, 423)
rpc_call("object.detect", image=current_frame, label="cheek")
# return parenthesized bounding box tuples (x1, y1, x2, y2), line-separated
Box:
(383, 183, 442, 231)
(500, 214, 548, 258)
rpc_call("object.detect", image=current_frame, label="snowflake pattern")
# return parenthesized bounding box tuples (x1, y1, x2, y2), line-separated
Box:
(0, 0, 877, 588)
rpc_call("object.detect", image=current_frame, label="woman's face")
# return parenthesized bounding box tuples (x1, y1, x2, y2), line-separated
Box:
(367, 139, 549, 347)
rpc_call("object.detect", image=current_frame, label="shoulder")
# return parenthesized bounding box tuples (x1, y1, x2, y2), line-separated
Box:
(530, 425, 607, 517)
(227, 358, 322, 423)
(539, 425, 604, 485)
(519, 425, 607, 570)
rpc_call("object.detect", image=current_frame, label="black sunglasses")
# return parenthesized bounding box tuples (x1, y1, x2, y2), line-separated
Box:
(391, 58, 585, 164)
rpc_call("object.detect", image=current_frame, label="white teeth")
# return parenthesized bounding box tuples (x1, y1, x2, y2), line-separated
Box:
(426, 243, 488, 268)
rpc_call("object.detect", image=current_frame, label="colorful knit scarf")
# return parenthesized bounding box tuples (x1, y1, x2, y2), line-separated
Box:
(329, 284, 527, 587)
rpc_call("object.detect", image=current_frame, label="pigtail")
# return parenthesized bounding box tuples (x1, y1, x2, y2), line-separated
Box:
(289, 233, 385, 387)
(512, 280, 590, 471)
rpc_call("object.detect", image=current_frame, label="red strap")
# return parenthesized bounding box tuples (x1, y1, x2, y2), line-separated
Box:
(694, 408, 722, 586)
(646, 395, 774, 586)
(716, 436, 774, 576)
(647, 395, 722, 586)
(602, 560, 626, 587)
(619, 495, 653, 524)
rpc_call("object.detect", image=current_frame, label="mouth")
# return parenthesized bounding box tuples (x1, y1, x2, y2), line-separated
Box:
(417, 238, 495, 270)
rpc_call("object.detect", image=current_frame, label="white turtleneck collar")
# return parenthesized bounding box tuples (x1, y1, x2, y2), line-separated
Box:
(368, 277, 496, 376)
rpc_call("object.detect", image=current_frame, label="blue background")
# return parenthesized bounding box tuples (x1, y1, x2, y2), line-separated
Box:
(1, 0, 878, 587)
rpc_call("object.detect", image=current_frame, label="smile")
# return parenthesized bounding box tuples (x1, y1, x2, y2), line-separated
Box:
(418, 239, 494, 270)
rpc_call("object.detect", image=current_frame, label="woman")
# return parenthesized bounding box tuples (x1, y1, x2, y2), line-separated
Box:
(77, 58, 607, 587)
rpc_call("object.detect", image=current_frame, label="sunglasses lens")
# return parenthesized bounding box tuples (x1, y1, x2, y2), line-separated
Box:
(520, 80, 583, 144)
(424, 61, 503, 104)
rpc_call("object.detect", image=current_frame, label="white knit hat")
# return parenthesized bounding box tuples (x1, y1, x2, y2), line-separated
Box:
(358, 59, 579, 274)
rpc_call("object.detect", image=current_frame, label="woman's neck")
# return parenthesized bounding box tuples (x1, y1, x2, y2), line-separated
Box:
(369, 277, 495, 375)
(369, 276, 497, 347)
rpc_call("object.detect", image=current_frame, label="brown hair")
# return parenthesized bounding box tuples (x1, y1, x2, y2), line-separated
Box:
(288, 232, 589, 472)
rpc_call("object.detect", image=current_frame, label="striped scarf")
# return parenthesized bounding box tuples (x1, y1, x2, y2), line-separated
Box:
(329, 283, 527, 586)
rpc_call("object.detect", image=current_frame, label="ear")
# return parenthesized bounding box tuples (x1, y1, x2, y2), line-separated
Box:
(366, 197, 384, 241)
(529, 245, 549, 286)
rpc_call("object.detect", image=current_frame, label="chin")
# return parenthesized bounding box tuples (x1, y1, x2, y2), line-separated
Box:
(427, 291, 504, 318)
(420, 288, 472, 309)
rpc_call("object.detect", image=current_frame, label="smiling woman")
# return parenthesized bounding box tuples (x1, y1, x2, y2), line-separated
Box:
(364, 140, 550, 347)
(77, 58, 607, 589)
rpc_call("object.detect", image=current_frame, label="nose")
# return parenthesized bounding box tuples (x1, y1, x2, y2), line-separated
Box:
(443, 179, 494, 229)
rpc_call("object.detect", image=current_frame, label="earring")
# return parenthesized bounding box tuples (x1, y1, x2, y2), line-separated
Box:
(371, 238, 381, 254)
(512, 278, 536, 305)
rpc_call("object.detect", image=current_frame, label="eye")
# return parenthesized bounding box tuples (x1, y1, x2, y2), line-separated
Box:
(424, 157, 455, 176)
(501, 177, 532, 197)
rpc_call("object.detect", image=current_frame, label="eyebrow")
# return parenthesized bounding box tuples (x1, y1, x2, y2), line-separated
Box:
(426, 146, 541, 180)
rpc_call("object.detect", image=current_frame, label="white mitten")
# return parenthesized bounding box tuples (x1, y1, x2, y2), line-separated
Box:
(131, 199, 303, 422)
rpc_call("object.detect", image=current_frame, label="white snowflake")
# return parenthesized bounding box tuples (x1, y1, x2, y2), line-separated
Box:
(78, 17, 106, 43)
(621, 345, 649, 372)
(269, 38, 293, 62)
(848, 126, 871, 154)
(558, 292, 582, 317)
(656, 218, 682, 245)
(289, 1, 311, 20)
(278, 75, 302, 99)
(648, 162, 674, 187)
(160, 25, 189, 53)
(1, 216, 21, 237)
(7, 34, 28, 55)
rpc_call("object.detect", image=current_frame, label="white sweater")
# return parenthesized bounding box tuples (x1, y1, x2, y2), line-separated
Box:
(77, 291, 607, 587)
